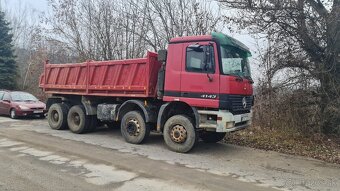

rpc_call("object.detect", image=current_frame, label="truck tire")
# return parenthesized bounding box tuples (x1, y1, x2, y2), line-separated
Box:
(67, 105, 90, 134)
(48, 103, 69, 130)
(121, 111, 150, 144)
(199, 131, 226, 143)
(163, 115, 197, 153)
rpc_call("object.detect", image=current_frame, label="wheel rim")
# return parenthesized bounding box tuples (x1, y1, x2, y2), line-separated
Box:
(11, 110, 15, 118)
(51, 110, 59, 122)
(170, 124, 187, 143)
(71, 112, 81, 126)
(126, 118, 140, 136)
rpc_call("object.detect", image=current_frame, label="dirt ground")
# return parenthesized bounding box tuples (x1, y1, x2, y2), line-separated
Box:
(0, 116, 339, 191)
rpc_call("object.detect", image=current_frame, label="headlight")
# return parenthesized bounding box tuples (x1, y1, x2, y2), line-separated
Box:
(18, 105, 30, 110)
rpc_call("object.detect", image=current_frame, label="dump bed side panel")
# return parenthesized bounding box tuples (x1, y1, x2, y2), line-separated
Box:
(40, 52, 161, 98)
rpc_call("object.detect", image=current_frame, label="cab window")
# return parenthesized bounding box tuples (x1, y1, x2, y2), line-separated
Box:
(186, 45, 215, 73)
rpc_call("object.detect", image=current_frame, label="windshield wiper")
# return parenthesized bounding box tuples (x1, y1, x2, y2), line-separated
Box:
(244, 76, 254, 84)
(231, 73, 243, 82)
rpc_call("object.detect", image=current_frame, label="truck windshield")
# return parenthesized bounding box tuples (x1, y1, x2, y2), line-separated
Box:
(220, 45, 251, 77)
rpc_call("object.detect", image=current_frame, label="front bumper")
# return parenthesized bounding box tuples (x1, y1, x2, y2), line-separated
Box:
(198, 110, 252, 132)
(16, 109, 47, 116)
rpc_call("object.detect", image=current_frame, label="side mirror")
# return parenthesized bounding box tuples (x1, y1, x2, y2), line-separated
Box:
(3, 99, 10, 103)
(203, 46, 213, 72)
(157, 50, 167, 62)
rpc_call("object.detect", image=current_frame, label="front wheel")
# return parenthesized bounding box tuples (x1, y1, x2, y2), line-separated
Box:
(121, 111, 150, 144)
(163, 115, 197, 153)
(10, 109, 17, 119)
(199, 131, 226, 143)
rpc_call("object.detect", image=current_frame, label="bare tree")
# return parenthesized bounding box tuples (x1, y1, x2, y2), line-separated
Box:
(45, 0, 224, 60)
(219, 0, 340, 133)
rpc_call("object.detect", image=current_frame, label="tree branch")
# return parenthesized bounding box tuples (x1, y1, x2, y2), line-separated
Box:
(306, 0, 329, 17)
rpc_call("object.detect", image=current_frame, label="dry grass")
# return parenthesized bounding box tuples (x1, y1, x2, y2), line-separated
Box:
(224, 125, 340, 164)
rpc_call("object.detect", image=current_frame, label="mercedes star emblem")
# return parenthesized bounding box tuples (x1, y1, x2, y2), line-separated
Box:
(242, 97, 247, 109)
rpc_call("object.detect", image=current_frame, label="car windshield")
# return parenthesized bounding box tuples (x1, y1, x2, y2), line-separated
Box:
(11, 92, 38, 102)
(220, 45, 251, 77)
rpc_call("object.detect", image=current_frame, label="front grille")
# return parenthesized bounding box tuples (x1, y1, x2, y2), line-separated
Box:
(229, 95, 252, 111)
(31, 107, 44, 110)
(219, 94, 253, 114)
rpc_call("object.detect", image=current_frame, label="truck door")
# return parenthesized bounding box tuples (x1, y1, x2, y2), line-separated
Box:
(179, 42, 220, 108)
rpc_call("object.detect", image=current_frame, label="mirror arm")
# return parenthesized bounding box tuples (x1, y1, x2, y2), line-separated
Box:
(207, 73, 213, 82)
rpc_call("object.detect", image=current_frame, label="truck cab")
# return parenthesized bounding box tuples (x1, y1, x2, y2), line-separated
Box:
(160, 32, 253, 134)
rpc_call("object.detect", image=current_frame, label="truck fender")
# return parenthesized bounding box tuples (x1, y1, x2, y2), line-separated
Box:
(81, 96, 97, 115)
(156, 102, 199, 132)
(46, 97, 62, 109)
(117, 100, 156, 123)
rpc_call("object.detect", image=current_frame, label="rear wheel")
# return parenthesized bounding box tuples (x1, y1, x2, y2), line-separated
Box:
(10, 109, 17, 119)
(48, 103, 69, 130)
(121, 111, 150, 144)
(199, 131, 226, 143)
(163, 115, 197, 153)
(67, 105, 90, 134)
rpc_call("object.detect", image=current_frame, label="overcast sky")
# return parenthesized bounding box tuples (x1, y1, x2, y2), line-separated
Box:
(0, 0, 258, 48)
(1, 0, 48, 12)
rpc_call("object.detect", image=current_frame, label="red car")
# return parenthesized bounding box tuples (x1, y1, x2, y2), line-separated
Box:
(0, 90, 46, 119)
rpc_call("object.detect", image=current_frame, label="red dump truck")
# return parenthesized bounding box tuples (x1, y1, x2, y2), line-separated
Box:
(40, 32, 254, 153)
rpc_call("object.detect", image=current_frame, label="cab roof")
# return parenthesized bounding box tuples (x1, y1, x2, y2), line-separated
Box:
(169, 32, 251, 56)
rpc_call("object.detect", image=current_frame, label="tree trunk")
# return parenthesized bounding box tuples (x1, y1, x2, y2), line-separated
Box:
(319, 51, 340, 134)
(320, 2, 340, 134)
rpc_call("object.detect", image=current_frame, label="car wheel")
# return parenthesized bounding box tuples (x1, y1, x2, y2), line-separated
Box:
(163, 115, 197, 153)
(10, 109, 17, 119)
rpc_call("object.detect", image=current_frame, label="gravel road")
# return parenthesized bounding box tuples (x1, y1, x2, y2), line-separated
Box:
(0, 116, 339, 191)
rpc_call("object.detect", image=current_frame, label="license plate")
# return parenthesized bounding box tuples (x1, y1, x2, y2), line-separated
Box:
(33, 110, 43, 113)
(241, 114, 249, 121)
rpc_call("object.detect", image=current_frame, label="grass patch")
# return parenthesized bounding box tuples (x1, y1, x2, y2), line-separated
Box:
(224, 126, 340, 164)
